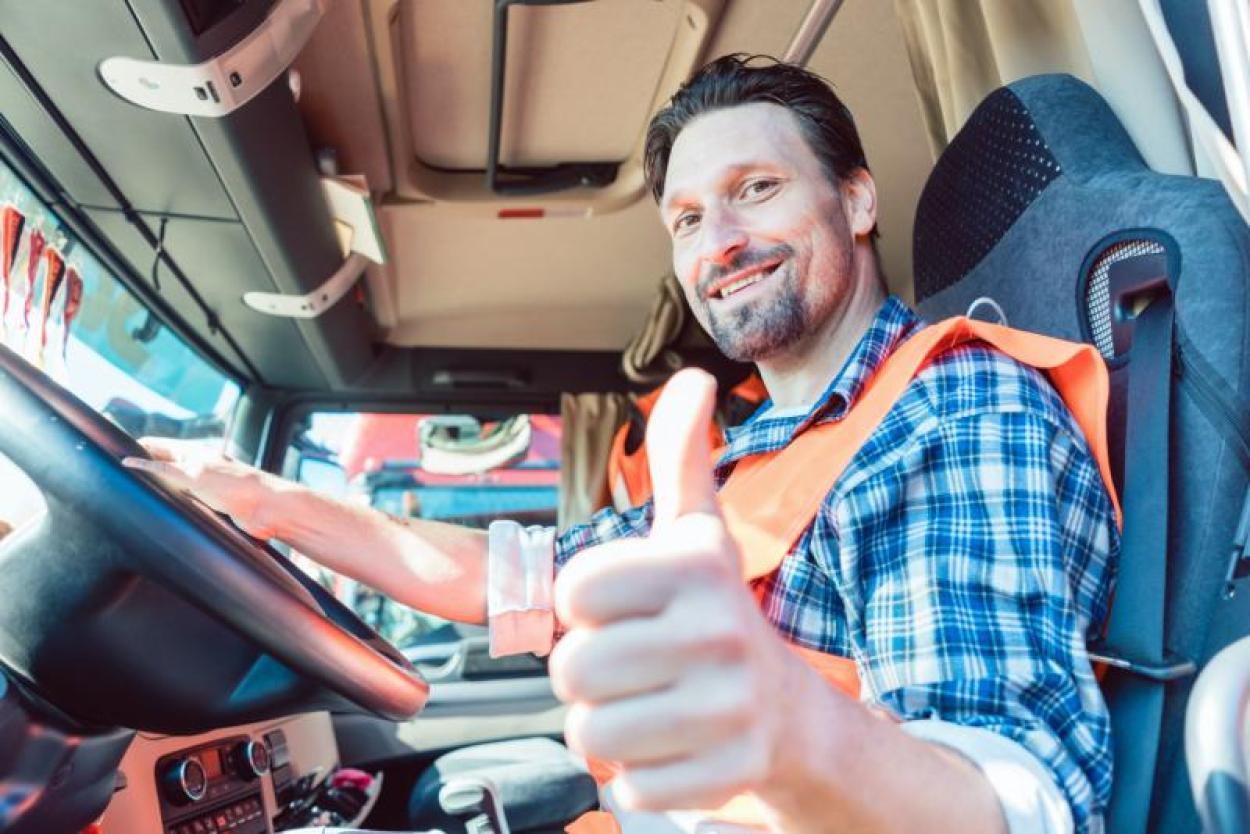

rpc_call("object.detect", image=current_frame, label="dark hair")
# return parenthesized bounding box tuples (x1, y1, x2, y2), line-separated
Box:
(644, 54, 871, 209)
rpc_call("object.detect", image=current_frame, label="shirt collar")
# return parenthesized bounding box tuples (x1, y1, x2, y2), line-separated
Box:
(720, 296, 922, 459)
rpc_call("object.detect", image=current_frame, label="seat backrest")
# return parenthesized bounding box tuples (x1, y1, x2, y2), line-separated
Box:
(912, 73, 1250, 833)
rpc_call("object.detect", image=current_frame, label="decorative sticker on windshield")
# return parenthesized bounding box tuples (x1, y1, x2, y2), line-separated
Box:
(2, 159, 240, 432)
(1, 204, 24, 324)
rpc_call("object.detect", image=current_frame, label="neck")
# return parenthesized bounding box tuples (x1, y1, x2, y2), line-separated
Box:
(756, 241, 886, 409)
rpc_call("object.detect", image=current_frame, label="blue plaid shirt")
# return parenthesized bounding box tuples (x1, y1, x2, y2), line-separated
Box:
(556, 296, 1119, 832)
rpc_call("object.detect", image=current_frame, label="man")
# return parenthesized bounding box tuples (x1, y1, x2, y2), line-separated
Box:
(130, 56, 1118, 834)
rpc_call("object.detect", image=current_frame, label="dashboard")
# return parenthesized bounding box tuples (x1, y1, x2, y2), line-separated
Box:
(97, 712, 372, 834)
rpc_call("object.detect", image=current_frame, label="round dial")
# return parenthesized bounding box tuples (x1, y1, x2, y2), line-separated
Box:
(233, 739, 271, 779)
(163, 756, 207, 805)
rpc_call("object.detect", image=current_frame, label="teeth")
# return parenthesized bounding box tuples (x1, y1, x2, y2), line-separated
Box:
(718, 269, 769, 299)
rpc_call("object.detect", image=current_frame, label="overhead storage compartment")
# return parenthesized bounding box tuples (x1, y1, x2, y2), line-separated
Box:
(357, 0, 727, 211)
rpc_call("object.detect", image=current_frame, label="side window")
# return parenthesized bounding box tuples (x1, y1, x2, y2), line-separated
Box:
(286, 411, 561, 660)
(0, 159, 239, 539)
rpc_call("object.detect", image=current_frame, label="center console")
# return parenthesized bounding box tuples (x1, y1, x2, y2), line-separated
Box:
(156, 735, 271, 834)
(102, 712, 377, 834)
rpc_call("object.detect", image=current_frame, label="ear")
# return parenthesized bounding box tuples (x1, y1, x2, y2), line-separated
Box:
(840, 168, 878, 240)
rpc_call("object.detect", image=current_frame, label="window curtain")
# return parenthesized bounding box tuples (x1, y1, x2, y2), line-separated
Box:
(892, 0, 1094, 155)
(559, 392, 629, 531)
(559, 272, 692, 529)
(620, 272, 687, 385)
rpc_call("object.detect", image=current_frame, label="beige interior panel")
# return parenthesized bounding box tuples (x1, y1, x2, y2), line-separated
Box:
(99, 712, 337, 834)
(294, 0, 393, 190)
(808, 0, 936, 299)
(373, 0, 931, 348)
(402, 0, 685, 168)
(379, 199, 671, 348)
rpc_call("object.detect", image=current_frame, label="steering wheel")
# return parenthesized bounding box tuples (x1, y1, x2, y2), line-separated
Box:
(0, 343, 428, 730)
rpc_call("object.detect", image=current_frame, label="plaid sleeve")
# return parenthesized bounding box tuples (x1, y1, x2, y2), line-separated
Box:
(554, 499, 655, 571)
(829, 408, 1118, 834)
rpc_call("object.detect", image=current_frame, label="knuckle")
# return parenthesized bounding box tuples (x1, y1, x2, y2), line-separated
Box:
(562, 703, 592, 756)
(740, 739, 772, 785)
(615, 772, 667, 811)
(673, 605, 747, 658)
(548, 630, 593, 701)
(567, 705, 617, 761)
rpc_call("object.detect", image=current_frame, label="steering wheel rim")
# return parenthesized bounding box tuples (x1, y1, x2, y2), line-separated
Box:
(0, 342, 429, 721)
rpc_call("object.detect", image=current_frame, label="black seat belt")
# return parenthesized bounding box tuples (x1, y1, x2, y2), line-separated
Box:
(1100, 293, 1192, 833)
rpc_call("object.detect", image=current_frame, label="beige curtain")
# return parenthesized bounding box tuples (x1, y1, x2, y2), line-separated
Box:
(893, 0, 1094, 155)
(558, 392, 629, 530)
(559, 273, 694, 528)
(620, 272, 687, 385)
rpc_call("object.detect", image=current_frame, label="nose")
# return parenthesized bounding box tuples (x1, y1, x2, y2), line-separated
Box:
(697, 206, 749, 268)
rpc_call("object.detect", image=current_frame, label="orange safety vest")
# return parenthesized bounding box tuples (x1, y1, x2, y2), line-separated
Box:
(608, 374, 768, 509)
(569, 317, 1121, 834)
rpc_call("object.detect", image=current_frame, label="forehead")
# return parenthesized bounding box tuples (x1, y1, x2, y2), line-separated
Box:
(662, 102, 816, 205)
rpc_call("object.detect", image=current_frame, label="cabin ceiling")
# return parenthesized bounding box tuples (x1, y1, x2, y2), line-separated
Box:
(292, 0, 934, 352)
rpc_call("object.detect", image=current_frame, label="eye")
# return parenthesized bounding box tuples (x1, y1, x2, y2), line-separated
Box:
(672, 211, 701, 235)
(738, 178, 780, 201)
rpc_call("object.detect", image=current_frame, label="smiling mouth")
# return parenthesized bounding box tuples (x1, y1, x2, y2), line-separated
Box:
(712, 262, 782, 300)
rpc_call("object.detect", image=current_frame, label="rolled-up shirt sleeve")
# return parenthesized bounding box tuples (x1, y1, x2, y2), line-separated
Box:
(488, 501, 654, 657)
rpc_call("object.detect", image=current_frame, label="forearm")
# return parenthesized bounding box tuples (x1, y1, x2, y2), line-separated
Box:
(257, 475, 489, 625)
(759, 658, 1007, 834)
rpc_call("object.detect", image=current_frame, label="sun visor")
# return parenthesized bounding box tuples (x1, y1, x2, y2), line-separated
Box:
(366, 0, 726, 214)
(404, 2, 680, 169)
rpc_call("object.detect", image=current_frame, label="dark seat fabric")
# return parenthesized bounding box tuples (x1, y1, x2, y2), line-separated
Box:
(913, 73, 1250, 833)
(407, 737, 598, 834)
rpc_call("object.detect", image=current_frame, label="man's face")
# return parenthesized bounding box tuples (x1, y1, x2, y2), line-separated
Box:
(660, 103, 857, 363)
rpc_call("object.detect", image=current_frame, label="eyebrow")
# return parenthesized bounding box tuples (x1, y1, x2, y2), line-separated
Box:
(661, 161, 783, 215)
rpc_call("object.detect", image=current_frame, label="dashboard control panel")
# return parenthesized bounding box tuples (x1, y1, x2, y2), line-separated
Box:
(155, 735, 269, 834)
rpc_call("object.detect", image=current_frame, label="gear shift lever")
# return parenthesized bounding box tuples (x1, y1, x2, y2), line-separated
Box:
(439, 775, 512, 834)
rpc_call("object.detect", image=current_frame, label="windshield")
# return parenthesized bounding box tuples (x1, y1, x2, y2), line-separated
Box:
(0, 160, 240, 441)
(288, 410, 561, 653)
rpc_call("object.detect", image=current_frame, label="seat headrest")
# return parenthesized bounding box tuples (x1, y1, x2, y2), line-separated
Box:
(913, 74, 1145, 307)
(912, 74, 1247, 368)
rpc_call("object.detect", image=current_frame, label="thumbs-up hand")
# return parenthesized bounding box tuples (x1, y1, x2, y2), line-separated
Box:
(551, 369, 812, 813)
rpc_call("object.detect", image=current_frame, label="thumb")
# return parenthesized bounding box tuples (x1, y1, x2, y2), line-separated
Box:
(647, 368, 720, 528)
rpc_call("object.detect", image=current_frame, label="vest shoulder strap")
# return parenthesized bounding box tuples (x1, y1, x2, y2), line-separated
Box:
(721, 317, 1120, 581)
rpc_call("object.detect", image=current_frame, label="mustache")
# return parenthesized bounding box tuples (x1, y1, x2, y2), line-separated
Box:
(696, 243, 794, 298)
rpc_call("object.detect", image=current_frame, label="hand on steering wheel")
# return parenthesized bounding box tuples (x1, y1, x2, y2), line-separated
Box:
(123, 439, 281, 539)
(0, 341, 428, 727)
